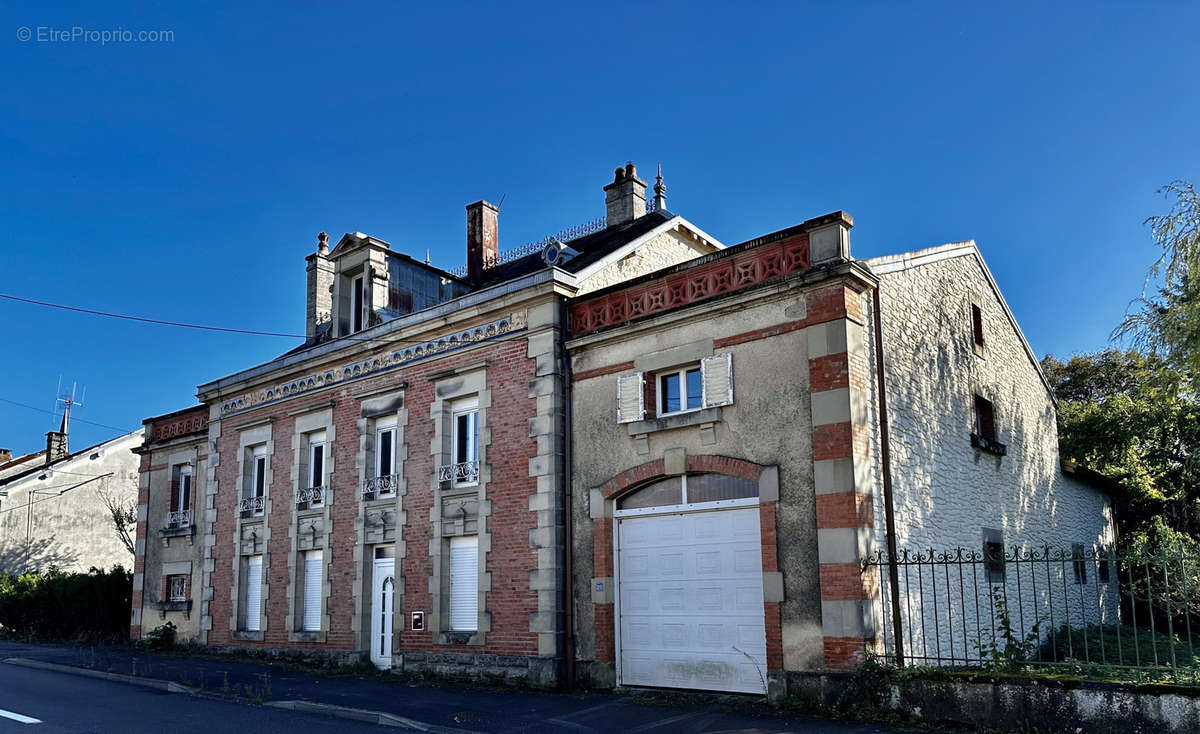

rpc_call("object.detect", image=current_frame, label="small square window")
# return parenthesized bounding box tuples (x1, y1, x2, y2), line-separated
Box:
(659, 366, 702, 415)
(1098, 552, 1111, 584)
(983, 540, 1005, 583)
(167, 574, 189, 602)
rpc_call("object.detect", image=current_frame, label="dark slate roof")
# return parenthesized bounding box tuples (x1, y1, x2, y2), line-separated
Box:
(474, 210, 675, 287)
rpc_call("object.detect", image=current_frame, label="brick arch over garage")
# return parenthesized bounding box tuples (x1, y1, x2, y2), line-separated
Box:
(590, 454, 783, 676)
(598, 455, 765, 501)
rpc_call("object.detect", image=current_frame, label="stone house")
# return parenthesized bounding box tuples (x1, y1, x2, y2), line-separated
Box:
(566, 216, 1114, 695)
(0, 425, 142, 574)
(132, 162, 1114, 694)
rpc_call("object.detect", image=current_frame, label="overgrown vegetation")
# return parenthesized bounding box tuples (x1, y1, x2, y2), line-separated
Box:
(1036, 623, 1200, 680)
(978, 588, 1043, 672)
(136, 621, 177, 651)
(0, 565, 131, 642)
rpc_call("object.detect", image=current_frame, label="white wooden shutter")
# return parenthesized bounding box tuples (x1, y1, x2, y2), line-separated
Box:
(616, 372, 645, 424)
(701, 353, 734, 408)
(303, 550, 323, 631)
(449, 536, 478, 631)
(245, 555, 262, 631)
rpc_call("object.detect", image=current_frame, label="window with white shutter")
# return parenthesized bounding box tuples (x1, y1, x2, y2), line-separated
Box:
(303, 550, 323, 631)
(244, 555, 263, 631)
(616, 372, 645, 423)
(448, 536, 478, 631)
(700, 352, 734, 408)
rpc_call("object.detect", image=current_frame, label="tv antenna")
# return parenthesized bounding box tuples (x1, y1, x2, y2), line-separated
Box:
(54, 377, 85, 434)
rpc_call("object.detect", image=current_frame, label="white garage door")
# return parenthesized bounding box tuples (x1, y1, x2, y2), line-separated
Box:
(617, 507, 767, 694)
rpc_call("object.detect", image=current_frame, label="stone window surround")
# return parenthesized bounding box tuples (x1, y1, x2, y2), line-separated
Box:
(352, 385, 407, 658)
(626, 338, 724, 451)
(428, 366, 492, 646)
(230, 420, 273, 637)
(286, 406, 334, 643)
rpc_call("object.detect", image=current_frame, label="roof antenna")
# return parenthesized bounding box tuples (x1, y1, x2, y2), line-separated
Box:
(425, 248, 431, 265)
(54, 379, 84, 436)
(653, 162, 667, 212)
(495, 193, 507, 211)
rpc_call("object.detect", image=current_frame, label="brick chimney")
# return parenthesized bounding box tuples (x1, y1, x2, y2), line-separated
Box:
(604, 162, 647, 227)
(305, 232, 335, 340)
(466, 200, 499, 283)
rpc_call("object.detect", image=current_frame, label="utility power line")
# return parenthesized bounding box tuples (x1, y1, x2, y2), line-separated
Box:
(0, 396, 131, 433)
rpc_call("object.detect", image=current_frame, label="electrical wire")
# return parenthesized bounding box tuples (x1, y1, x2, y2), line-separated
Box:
(0, 396, 131, 433)
(0, 292, 469, 347)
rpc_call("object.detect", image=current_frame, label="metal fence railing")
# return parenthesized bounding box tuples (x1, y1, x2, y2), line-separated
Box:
(866, 545, 1200, 682)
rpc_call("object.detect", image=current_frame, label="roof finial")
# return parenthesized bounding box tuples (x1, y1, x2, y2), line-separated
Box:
(425, 248, 431, 265)
(653, 162, 667, 212)
(317, 231, 329, 255)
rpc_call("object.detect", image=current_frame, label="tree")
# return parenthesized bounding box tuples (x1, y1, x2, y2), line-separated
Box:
(1042, 350, 1200, 537)
(1116, 181, 1200, 380)
(96, 478, 137, 557)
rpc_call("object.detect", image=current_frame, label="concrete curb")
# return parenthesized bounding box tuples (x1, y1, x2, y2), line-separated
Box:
(266, 700, 481, 734)
(2, 657, 195, 694)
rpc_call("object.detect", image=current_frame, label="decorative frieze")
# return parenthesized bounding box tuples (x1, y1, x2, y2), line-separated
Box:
(219, 313, 526, 418)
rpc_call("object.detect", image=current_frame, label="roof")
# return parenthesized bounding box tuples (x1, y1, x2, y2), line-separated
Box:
(863, 241, 1055, 400)
(0, 428, 144, 490)
(1061, 460, 1124, 499)
(474, 210, 678, 288)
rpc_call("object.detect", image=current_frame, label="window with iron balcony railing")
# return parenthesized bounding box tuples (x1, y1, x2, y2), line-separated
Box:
(362, 473, 398, 500)
(437, 461, 479, 486)
(166, 508, 193, 529)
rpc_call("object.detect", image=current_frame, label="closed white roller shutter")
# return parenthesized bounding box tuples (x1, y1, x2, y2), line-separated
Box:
(245, 555, 262, 631)
(303, 550, 323, 631)
(616, 372, 645, 423)
(449, 536, 478, 631)
(701, 352, 734, 408)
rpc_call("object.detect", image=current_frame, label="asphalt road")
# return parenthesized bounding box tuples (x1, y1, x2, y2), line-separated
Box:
(0, 663, 386, 734)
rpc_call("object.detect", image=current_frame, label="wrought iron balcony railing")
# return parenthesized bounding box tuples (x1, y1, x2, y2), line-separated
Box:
(238, 495, 265, 515)
(295, 485, 326, 507)
(166, 508, 193, 529)
(362, 474, 399, 499)
(437, 460, 479, 485)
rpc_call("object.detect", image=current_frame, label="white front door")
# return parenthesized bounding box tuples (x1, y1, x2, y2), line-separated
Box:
(370, 556, 394, 668)
(617, 507, 767, 694)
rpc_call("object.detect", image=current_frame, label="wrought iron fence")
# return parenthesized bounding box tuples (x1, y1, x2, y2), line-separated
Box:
(866, 545, 1200, 682)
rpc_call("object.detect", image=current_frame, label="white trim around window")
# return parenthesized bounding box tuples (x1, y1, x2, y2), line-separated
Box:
(375, 417, 397, 489)
(450, 399, 479, 488)
(658, 365, 703, 416)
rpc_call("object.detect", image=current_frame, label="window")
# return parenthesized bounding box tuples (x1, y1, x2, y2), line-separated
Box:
(1076, 547, 1092, 583)
(617, 473, 758, 511)
(376, 420, 396, 481)
(659, 366, 703, 415)
(1098, 551, 1111, 584)
(309, 439, 325, 490)
(169, 464, 193, 527)
(971, 304, 985, 347)
(449, 535, 478, 631)
(351, 274, 364, 333)
(166, 574, 189, 602)
(252, 452, 267, 497)
(616, 352, 734, 424)
(241, 446, 268, 516)
(244, 555, 263, 631)
(982, 528, 1005, 583)
(302, 550, 323, 631)
(974, 395, 996, 443)
(449, 399, 478, 487)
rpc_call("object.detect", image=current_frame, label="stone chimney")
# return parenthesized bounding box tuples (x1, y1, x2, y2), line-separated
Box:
(45, 414, 68, 464)
(604, 162, 647, 227)
(305, 232, 335, 340)
(466, 200, 499, 283)
(0, 448, 11, 464)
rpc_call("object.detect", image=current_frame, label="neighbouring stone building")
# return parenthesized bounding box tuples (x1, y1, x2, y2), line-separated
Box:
(133, 162, 1115, 695)
(0, 424, 142, 573)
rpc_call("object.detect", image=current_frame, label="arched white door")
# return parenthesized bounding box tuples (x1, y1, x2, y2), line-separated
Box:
(371, 553, 395, 669)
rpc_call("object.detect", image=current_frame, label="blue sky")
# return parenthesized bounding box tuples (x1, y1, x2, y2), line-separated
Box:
(1, 2, 1196, 455)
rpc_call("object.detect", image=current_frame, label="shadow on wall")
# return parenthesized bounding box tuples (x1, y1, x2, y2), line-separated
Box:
(0, 538, 81, 574)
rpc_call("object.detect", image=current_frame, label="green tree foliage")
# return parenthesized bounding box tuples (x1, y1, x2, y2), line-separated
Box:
(1116, 181, 1200, 381)
(1041, 350, 1200, 536)
(0, 565, 132, 641)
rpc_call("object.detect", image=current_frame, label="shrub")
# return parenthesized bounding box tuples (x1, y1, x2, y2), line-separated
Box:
(0, 565, 131, 642)
(136, 621, 177, 651)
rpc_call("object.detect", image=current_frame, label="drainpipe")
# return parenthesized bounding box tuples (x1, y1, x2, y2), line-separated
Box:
(871, 284, 905, 667)
(559, 297, 576, 690)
